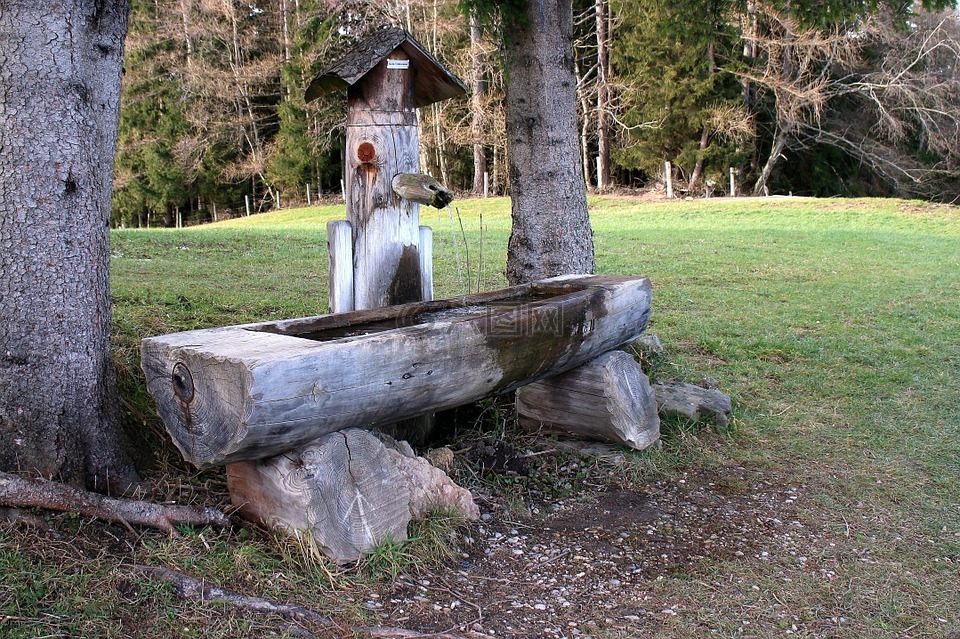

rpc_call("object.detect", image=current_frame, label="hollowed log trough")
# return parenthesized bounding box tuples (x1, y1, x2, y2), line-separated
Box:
(141, 274, 651, 468)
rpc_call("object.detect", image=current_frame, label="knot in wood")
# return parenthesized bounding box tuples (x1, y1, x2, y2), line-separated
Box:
(357, 142, 377, 163)
(172, 362, 195, 404)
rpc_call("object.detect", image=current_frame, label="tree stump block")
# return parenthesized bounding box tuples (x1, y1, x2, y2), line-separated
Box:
(227, 429, 477, 563)
(516, 350, 660, 450)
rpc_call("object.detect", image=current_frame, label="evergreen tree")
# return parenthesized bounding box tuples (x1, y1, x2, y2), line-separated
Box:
(610, 0, 746, 191)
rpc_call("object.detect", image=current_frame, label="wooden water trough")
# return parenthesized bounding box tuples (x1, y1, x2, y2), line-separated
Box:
(141, 274, 651, 469)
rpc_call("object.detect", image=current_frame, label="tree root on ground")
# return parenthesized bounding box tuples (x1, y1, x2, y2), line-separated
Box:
(133, 564, 334, 636)
(356, 626, 488, 638)
(134, 564, 486, 639)
(0, 471, 229, 534)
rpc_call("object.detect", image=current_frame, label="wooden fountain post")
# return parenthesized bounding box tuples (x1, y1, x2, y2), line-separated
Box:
(305, 28, 466, 311)
(222, 30, 469, 562)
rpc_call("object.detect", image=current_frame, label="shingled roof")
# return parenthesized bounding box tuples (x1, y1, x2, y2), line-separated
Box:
(305, 27, 467, 108)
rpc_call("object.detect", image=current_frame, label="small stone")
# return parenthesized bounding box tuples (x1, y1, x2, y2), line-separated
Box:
(699, 376, 720, 390)
(424, 446, 455, 472)
(652, 381, 732, 427)
(635, 333, 664, 355)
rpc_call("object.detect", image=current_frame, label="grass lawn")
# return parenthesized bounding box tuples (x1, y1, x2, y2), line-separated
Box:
(2, 195, 958, 638)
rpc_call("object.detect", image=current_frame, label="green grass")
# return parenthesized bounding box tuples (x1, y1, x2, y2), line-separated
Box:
(4, 195, 958, 637)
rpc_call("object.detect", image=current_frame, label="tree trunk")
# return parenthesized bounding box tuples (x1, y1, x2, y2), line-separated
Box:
(595, 0, 611, 191)
(178, 0, 193, 70)
(755, 128, 788, 195)
(575, 56, 592, 190)
(470, 13, 488, 196)
(504, 0, 594, 285)
(0, 0, 138, 491)
(689, 42, 716, 191)
(688, 125, 711, 190)
(741, 0, 758, 177)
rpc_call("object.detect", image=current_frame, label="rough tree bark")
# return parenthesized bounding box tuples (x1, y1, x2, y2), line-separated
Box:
(0, 1, 138, 491)
(503, 0, 594, 285)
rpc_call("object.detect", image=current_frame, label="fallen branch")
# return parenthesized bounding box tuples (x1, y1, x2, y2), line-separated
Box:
(134, 564, 486, 639)
(0, 471, 229, 534)
(355, 627, 485, 639)
(133, 564, 334, 629)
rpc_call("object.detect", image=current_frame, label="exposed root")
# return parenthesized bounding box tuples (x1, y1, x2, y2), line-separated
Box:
(133, 564, 487, 639)
(0, 471, 229, 534)
(133, 564, 334, 637)
(355, 627, 487, 639)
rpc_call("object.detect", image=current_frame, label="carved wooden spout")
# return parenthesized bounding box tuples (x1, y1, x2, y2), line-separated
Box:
(392, 173, 454, 209)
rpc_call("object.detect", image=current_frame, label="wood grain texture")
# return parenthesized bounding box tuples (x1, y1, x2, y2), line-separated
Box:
(380, 435, 478, 522)
(516, 350, 660, 450)
(392, 173, 454, 209)
(327, 220, 354, 313)
(419, 226, 433, 302)
(228, 429, 411, 562)
(345, 50, 422, 310)
(227, 429, 476, 563)
(142, 275, 652, 467)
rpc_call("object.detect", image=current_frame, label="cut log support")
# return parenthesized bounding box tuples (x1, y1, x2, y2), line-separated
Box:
(227, 428, 477, 563)
(392, 173, 454, 209)
(516, 350, 660, 450)
(142, 274, 651, 468)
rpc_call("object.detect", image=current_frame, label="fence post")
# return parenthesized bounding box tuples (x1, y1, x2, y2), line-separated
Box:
(665, 161, 673, 199)
(327, 220, 354, 313)
(419, 225, 434, 301)
(245, 195, 251, 217)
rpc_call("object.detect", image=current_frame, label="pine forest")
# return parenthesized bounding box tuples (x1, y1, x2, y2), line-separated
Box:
(113, 0, 960, 227)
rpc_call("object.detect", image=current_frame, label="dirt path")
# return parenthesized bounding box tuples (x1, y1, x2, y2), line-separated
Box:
(365, 461, 814, 638)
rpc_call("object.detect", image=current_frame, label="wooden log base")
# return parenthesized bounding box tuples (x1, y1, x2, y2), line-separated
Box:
(227, 429, 477, 563)
(516, 350, 660, 451)
(384, 440, 479, 523)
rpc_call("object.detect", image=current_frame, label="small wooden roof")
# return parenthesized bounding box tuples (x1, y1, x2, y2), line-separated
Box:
(305, 27, 467, 108)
